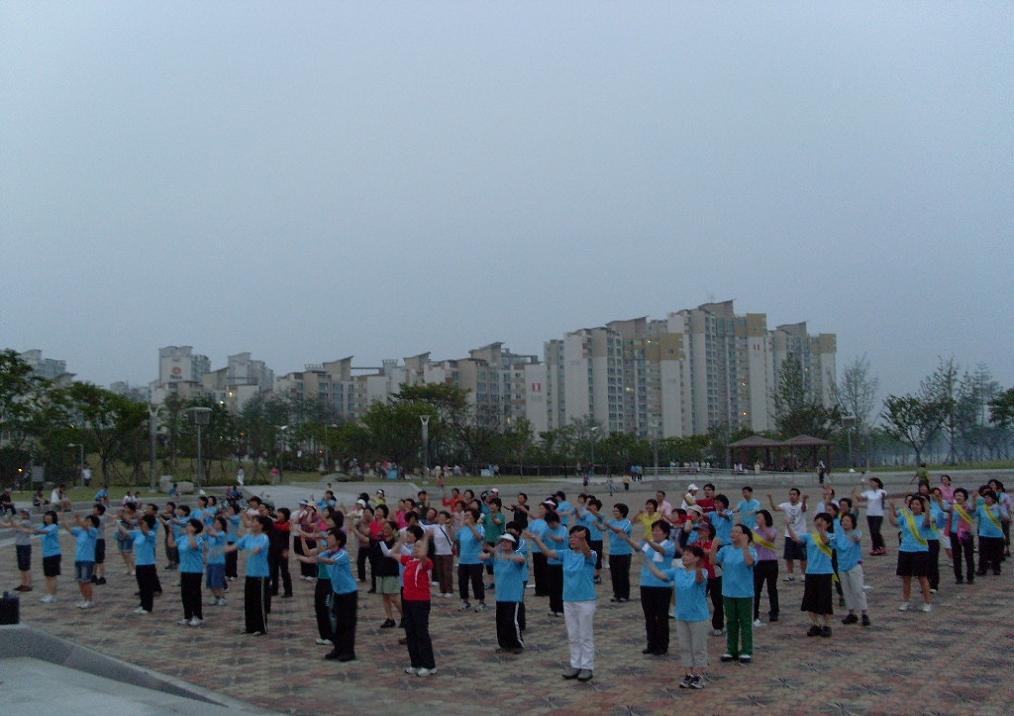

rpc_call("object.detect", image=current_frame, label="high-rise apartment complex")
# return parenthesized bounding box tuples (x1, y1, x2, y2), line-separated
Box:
(141, 299, 835, 439)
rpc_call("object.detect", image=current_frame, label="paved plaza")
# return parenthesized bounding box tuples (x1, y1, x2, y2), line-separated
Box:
(2, 479, 1012, 715)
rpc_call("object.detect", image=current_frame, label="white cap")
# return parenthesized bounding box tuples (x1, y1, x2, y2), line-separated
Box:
(687, 483, 699, 491)
(498, 534, 516, 543)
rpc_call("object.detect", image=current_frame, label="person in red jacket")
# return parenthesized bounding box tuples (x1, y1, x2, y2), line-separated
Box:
(398, 526, 436, 676)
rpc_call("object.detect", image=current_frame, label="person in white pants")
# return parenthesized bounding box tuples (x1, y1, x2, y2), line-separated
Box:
(525, 524, 598, 682)
(832, 512, 871, 626)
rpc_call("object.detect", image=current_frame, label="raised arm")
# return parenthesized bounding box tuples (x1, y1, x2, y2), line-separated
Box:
(523, 530, 558, 561)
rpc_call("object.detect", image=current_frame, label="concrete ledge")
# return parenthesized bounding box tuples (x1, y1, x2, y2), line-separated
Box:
(0, 624, 266, 712)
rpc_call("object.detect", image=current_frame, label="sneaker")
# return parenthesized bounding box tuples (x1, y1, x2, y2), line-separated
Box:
(929, 588, 937, 594)
(720, 653, 735, 662)
(897, 602, 911, 612)
(669, 609, 676, 620)
(739, 654, 752, 663)
(820, 626, 832, 638)
(458, 601, 471, 612)
(404, 666, 418, 675)
(562, 667, 580, 679)
(188, 617, 202, 627)
(576, 669, 593, 682)
(77, 601, 94, 609)
(690, 675, 705, 689)
(39, 595, 55, 604)
(133, 607, 149, 615)
(862, 584, 873, 591)
(178, 618, 191, 625)
(75, 600, 87, 608)
(920, 603, 932, 613)
(416, 668, 437, 677)
(217, 598, 227, 606)
(753, 619, 764, 628)
(783, 576, 795, 582)
(768, 614, 778, 622)
(95, 578, 106, 585)
(806, 625, 821, 636)
(709, 628, 724, 636)
(473, 603, 487, 613)
(315, 638, 331, 645)
(861, 614, 871, 626)
(841, 614, 859, 625)
(380, 619, 396, 628)
(678, 675, 694, 689)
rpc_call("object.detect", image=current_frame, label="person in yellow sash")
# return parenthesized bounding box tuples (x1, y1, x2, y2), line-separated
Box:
(751, 509, 779, 626)
(886, 496, 933, 612)
(943, 487, 976, 584)
(786, 512, 836, 637)
(974, 489, 1008, 576)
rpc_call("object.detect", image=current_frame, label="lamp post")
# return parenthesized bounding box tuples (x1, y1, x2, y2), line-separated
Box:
(420, 415, 430, 477)
(323, 423, 338, 473)
(590, 426, 598, 474)
(649, 419, 659, 477)
(148, 405, 159, 493)
(842, 415, 857, 469)
(67, 443, 84, 487)
(187, 407, 212, 489)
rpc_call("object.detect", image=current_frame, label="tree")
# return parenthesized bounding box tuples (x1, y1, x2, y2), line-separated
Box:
(0, 349, 50, 455)
(880, 394, 944, 465)
(772, 355, 842, 439)
(63, 382, 147, 486)
(924, 357, 961, 464)
(831, 355, 879, 466)
(360, 399, 436, 468)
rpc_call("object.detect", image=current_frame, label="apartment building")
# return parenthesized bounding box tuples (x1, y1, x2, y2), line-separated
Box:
(19, 349, 74, 385)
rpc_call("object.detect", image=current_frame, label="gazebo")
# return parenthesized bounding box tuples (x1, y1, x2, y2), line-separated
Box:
(728, 434, 833, 472)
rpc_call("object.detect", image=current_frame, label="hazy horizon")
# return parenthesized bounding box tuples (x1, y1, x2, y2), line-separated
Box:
(3, 3, 1011, 397)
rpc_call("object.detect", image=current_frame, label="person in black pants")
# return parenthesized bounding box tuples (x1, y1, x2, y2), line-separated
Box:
(295, 529, 340, 646)
(167, 517, 205, 625)
(604, 503, 633, 602)
(948, 488, 976, 584)
(541, 511, 567, 616)
(269, 508, 293, 599)
(353, 506, 375, 583)
(226, 515, 272, 635)
(752, 510, 779, 622)
(614, 517, 676, 655)
(120, 513, 159, 614)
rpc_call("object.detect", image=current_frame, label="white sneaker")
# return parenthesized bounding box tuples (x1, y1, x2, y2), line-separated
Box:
(315, 638, 331, 646)
(78, 601, 94, 610)
(40, 595, 55, 604)
(416, 667, 436, 677)
(133, 607, 149, 614)
(217, 598, 228, 606)
(898, 602, 910, 612)
(920, 603, 932, 613)
(709, 628, 724, 636)
(668, 609, 676, 619)
(189, 617, 202, 627)
(178, 618, 191, 625)
(862, 585, 873, 592)
(74, 600, 87, 608)
(404, 666, 418, 675)
(929, 588, 937, 594)
(753, 619, 764, 627)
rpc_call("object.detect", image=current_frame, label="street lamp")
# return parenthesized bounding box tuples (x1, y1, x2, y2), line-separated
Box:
(323, 423, 338, 473)
(420, 415, 430, 476)
(148, 405, 159, 492)
(841, 415, 857, 469)
(67, 443, 84, 487)
(649, 419, 660, 477)
(187, 407, 212, 489)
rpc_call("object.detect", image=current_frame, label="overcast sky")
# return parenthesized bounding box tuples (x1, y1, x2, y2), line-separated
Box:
(2, 2, 1011, 398)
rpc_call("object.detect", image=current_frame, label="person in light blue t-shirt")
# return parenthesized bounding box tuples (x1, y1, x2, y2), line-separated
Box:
(832, 512, 869, 626)
(886, 496, 933, 613)
(226, 515, 272, 634)
(603, 503, 633, 602)
(788, 512, 838, 636)
(525, 524, 598, 682)
(65, 513, 100, 608)
(712, 524, 757, 663)
(167, 517, 206, 626)
(736, 487, 762, 530)
(204, 516, 229, 606)
(480, 533, 528, 653)
(644, 544, 710, 689)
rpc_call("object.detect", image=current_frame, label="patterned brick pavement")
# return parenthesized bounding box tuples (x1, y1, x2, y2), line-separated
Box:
(4, 515, 1012, 716)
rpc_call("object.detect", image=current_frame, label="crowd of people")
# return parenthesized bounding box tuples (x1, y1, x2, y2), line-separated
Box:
(1, 474, 1009, 688)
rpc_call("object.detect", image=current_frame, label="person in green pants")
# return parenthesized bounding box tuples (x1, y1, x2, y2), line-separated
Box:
(711, 524, 757, 663)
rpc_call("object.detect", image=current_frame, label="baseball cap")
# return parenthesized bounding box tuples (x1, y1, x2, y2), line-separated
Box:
(498, 534, 516, 543)
(375, 489, 385, 497)
(355, 499, 367, 507)
(687, 483, 699, 491)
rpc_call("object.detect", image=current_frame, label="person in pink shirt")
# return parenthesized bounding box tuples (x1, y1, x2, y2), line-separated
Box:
(656, 491, 674, 519)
